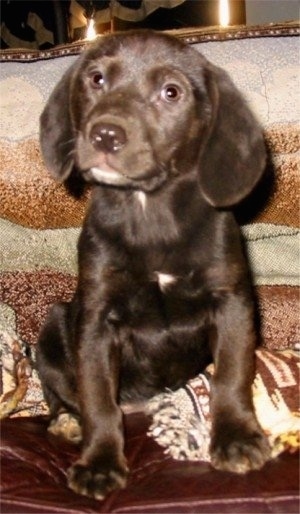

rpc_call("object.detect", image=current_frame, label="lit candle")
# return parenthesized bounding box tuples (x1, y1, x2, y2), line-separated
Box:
(86, 18, 97, 40)
(219, 0, 230, 27)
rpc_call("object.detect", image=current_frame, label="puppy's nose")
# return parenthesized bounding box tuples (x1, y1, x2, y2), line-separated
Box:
(90, 123, 127, 153)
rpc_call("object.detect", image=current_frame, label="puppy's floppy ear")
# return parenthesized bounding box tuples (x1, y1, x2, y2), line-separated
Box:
(199, 65, 266, 207)
(40, 65, 76, 181)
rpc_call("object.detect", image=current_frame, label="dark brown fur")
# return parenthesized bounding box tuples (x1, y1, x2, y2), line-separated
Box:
(36, 30, 270, 499)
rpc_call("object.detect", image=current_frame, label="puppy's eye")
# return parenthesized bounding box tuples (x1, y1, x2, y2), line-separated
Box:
(90, 72, 105, 89)
(161, 84, 182, 102)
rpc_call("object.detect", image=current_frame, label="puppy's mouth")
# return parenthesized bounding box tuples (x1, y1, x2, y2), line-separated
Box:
(77, 132, 169, 192)
(85, 166, 133, 187)
(81, 155, 169, 192)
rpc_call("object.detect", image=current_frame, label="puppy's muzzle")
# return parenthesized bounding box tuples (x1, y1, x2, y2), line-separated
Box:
(90, 123, 127, 154)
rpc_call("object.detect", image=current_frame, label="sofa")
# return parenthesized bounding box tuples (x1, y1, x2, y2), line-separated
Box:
(0, 22, 299, 513)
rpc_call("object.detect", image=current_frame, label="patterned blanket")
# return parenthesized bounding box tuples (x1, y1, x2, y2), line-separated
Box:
(148, 349, 300, 461)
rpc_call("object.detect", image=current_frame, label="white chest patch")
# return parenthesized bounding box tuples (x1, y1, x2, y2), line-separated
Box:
(156, 272, 177, 292)
(135, 191, 147, 212)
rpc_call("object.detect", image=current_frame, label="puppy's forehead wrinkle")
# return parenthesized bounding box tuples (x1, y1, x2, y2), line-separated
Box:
(86, 35, 203, 81)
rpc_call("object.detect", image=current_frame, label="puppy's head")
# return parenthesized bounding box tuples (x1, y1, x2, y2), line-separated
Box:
(40, 30, 265, 205)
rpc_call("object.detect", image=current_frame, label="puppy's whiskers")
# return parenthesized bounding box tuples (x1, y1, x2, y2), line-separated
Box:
(58, 137, 77, 149)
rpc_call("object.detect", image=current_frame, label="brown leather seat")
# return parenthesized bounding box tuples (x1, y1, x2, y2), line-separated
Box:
(1, 414, 299, 513)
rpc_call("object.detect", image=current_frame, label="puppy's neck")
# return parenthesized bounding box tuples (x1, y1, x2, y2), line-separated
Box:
(134, 191, 147, 212)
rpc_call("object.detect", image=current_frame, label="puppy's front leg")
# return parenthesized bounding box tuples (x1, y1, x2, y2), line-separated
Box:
(209, 293, 271, 473)
(68, 291, 128, 499)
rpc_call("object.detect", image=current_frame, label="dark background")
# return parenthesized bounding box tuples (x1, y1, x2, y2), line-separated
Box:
(0, 0, 246, 49)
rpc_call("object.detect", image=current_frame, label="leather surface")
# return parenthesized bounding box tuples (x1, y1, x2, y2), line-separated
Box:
(1, 414, 299, 513)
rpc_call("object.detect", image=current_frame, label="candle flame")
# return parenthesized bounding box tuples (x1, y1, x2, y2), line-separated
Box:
(219, 0, 230, 27)
(86, 18, 96, 40)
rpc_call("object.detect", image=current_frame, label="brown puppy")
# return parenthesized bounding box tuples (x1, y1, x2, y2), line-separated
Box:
(37, 30, 270, 499)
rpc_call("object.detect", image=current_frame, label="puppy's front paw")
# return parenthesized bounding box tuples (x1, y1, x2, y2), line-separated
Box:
(210, 420, 271, 474)
(67, 458, 128, 500)
(48, 412, 82, 444)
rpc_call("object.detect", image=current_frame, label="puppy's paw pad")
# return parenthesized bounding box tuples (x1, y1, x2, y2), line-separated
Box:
(48, 412, 82, 444)
(211, 429, 271, 473)
(67, 461, 128, 499)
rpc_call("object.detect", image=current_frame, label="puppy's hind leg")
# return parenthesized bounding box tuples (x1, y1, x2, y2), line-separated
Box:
(48, 411, 82, 444)
(36, 301, 82, 444)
